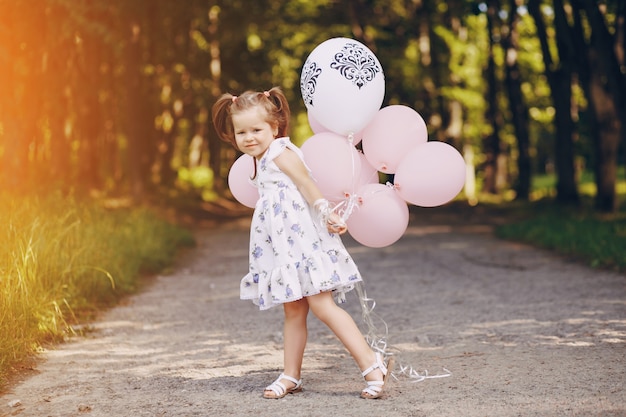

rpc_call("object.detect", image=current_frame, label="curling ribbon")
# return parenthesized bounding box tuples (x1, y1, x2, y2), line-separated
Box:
(333, 132, 450, 383)
(354, 282, 452, 383)
(332, 193, 359, 223)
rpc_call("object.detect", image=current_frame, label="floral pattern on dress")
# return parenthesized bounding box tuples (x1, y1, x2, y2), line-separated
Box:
(240, 137, 363, 310)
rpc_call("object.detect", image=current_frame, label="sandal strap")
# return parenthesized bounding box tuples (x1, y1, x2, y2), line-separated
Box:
(265, 380, 287, 396)
(278, 373, 301, 386)
(361, 353, 388, 377)
(362, 380, 384, 396)
(361, 362, 379, 377)
(361, 355, 394, 399)
(265, 373, 301, 395)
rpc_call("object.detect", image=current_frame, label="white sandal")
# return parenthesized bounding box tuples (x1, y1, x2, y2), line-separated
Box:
(263, 373, 303, 399)
(360, 352, 394, 399)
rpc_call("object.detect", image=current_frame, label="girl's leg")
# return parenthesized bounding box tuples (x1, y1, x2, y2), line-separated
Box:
(283, 298, 309, 379)
(264, 298, 309, 397)
(306, 292, 383, 383)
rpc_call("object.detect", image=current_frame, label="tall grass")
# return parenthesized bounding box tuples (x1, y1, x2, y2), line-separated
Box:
(0, 194, 194, 388)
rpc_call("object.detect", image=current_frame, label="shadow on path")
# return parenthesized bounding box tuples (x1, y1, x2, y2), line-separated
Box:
(1, 206, 624, 417)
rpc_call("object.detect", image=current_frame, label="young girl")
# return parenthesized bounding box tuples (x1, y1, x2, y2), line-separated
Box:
(211, 87, 392, 399)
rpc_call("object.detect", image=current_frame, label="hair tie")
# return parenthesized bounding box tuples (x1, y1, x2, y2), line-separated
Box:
(231, 95, 237, 103)
(263, 91, 270, 97)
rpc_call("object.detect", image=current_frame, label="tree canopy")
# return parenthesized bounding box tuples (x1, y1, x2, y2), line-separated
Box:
(0, 0, 623, 211)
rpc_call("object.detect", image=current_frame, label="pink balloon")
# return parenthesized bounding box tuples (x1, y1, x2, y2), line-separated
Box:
(357, 151, 379, 188)
(308, 112, 364, 145)
(394, 141, 466, 207)
(346, 183, 409, 248)
(228, 154, 259, 208)
(361, 105, 428, 174)
(301, 132, 362, 202)
(349, 129, 364, 146)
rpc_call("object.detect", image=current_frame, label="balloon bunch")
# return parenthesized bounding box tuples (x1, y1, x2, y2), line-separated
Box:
(228, 37, 466, 248)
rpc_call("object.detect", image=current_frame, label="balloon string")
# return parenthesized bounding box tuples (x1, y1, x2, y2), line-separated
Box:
(345, 132, 358, 223)
(330, 132, 360, 223)
(334, 195, 358, 223)
(354, 281, 452, 383)
(335, 180, 391, 221)
(342, 133, 450, 382)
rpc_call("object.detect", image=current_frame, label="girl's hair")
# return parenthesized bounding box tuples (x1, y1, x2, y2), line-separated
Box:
(211, 86, 291, 149)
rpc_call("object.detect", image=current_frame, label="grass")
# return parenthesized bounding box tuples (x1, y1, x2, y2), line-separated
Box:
(494, 199, 626, 272)
(0, 193, 195, 389)
(530, 167, 626, 201)
(493, 168, 626, 272)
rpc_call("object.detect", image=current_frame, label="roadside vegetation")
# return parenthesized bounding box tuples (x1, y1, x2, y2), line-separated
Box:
(495, 202, 626, 272)
(495, 170, 626, 272)
(0, 194, 194, 390)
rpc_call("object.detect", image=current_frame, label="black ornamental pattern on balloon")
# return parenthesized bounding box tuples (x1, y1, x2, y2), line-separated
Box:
(300, 61, 321, 106)
(330, 42, 381, 89)
(300, 43, 382, 106)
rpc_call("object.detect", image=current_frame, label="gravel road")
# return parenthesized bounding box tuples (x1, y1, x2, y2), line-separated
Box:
(2, 209, 625, 417)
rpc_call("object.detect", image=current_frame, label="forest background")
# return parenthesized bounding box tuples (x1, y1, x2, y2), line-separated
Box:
(1, 0, 625, 210)
(1, 0, 625, 391)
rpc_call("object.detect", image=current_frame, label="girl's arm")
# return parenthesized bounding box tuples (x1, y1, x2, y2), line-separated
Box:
(274, 148, 347, 234)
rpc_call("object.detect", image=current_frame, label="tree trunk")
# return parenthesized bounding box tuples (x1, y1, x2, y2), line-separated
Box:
(0, 6, 23, 191)
(573, 0, 624, 212)
(126, 20, 147, 201)
(529, 0, 579, 205)
(589, 75, 620, 212)
(504, 0, 531, 200)
(207, 5, 226, 193)
(617, 0, 626, 171)
(158, 112, 178, 187)
(76, 35, 103, 193)
(46, 45, 71, 190)
(482, 0, 503, 195)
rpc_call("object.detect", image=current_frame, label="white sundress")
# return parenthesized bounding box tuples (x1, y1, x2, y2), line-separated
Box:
(240, 137, 363, 310)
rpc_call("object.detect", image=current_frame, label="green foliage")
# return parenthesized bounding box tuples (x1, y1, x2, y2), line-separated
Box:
(491, 168, 626, 267)
(0, 194, 194, 388)
(530, 167, 626, 200)
(0, 0, 622, 208)
(178, 166, 215, 190)
(495, 204, 626, 271)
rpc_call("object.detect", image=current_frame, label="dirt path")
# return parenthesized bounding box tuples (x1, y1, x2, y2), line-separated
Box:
(2, 211, 625, 417)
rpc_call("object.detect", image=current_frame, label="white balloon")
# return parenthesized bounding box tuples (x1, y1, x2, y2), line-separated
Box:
(300, 37, 385, 136)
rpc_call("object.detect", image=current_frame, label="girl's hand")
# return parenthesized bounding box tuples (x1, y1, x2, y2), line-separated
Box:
(312, 198, 347, 235)
(327, 212, 347, 235)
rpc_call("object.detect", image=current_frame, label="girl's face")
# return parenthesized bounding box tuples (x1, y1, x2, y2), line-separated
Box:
(232, 107, 278, 159)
